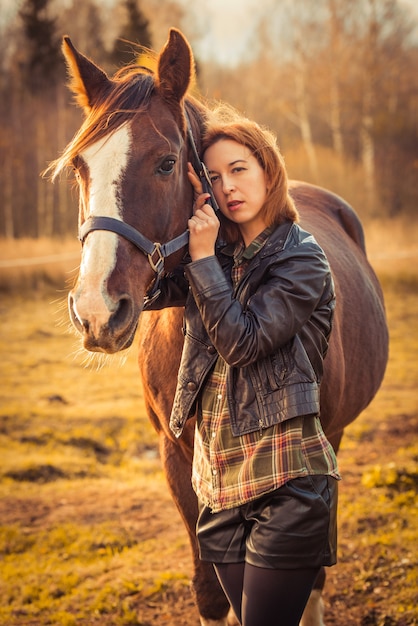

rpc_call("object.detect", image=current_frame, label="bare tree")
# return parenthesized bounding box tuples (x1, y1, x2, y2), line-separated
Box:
(326, 0, 345, 158)
(109, 0, 152, 69)
(58, 0, 107, 68)
(1, 0, 418, 238)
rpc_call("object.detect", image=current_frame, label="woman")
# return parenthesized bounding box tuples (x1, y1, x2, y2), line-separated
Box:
(149, 106, 340, 626)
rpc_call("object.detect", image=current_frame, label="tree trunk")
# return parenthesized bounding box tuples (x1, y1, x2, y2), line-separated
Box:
(36, 100, 54, 237)
(3, 156, 15, 238)
(56, 87, 69, 236)
(360, 100, 377, 214)
(327, 0, 344, 158)
(295, 68, 319, 182)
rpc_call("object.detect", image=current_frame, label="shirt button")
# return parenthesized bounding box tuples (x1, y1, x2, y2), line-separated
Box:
(187, 381, 197, 391)
(217, 393, 222, 400)
(212, 468, 217, 475)
(212, 431, 216, 438)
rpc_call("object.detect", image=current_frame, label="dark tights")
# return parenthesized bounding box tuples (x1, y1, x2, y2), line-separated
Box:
(214, 562, 320, 626)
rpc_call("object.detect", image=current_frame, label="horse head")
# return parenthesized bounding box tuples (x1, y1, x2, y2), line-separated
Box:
(58, 29, 202, 353)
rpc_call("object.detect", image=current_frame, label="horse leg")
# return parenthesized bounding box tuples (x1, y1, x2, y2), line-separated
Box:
(159, 432, 234, 625)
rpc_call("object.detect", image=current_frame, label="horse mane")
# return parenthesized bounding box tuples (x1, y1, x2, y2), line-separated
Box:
(47, 67, 154, 180)
(47, 62, 209, 182)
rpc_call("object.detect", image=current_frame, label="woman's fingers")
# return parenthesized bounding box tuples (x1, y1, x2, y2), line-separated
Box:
(187, 164, 219, 260)
(187, 162, 203, 195)
(194, 204, 218, 221)
(187, 204, 220, 261)
(188, 204, 219, 235)
(194, 193, 212, 213)
(188, 163, 216, 215)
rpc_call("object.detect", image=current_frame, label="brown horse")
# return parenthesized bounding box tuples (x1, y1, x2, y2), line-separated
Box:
(51, 29, 388, 626)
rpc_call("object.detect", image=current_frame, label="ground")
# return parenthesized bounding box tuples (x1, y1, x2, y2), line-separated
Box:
(1, 408, 417, 626)
(0, 272, 417, 625)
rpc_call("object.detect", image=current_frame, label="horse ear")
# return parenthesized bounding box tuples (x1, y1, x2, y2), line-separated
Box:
(156, 28, 193, 103)
(62, 36, 112, 114)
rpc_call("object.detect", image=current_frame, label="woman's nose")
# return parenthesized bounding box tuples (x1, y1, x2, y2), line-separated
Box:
(222, 176, 234, 194)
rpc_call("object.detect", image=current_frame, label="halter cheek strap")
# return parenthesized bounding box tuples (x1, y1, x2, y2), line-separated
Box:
(185, 111, 219, 213)
(78, 111, 213, 305)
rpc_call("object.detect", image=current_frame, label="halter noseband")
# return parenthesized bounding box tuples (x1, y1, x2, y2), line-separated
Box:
(78, 111, 218, 306)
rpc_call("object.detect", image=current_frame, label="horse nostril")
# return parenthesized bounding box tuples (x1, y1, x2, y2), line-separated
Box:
(110, 295, 134, 332)
(69, 293, 86, 334)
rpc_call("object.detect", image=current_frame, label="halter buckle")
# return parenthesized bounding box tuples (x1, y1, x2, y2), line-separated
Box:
(148, 243, 165, 276)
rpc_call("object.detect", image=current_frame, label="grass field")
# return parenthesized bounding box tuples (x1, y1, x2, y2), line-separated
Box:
(0, 221, 417, 625)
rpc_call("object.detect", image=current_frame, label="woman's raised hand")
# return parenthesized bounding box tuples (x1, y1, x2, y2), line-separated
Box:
(187, 163, 220, 261)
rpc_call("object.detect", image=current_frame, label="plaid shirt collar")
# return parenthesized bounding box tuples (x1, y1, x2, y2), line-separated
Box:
(232, 225, 275, 264)
(231, 225, 275, 287)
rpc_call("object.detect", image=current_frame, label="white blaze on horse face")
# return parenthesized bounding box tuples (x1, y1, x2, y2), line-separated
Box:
(73, 124, 132, 332)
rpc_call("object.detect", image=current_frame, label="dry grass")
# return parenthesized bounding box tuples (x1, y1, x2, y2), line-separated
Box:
(1, 216, 417, 295)
(365, 217, 418, 280)
(0, 237, 80, 294)
(0, 218, 417, 625)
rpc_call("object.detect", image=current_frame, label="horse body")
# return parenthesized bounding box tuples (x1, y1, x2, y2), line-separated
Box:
(288, 182, 388, 447)
(54, 29, 388, 626)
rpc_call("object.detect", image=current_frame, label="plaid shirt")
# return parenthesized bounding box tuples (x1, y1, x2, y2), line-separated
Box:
(192, 228, 340, 513)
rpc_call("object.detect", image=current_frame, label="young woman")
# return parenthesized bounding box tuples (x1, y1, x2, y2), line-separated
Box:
(149, 107, 340, 626)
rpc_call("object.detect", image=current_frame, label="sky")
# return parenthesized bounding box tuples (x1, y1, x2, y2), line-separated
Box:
(180, 0, 265, 66)
(1, 0, 418, 67)
(183, 0, 418, 66)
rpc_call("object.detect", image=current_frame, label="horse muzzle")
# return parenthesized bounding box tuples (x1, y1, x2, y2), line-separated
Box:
(68, 289, 139, 353)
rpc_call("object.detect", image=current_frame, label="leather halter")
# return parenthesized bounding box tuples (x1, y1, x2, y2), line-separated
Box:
(78, 111, 217, 305)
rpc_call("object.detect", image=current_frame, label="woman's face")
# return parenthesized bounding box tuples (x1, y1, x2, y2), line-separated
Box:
(204, 138, 269, 246)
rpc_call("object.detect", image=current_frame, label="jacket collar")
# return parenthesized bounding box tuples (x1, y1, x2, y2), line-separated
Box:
(220, 220, 295, 260)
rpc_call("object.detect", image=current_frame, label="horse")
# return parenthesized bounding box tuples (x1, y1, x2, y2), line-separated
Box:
(51, 28, 389, 626)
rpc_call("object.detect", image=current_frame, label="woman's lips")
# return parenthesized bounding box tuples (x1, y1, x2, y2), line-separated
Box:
(227, 200, 242, 212)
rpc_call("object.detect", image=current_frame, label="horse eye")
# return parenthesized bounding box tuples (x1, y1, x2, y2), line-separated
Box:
(158, 158, 176, 175)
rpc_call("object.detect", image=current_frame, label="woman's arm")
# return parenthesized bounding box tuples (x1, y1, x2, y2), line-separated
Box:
(185, 234, 333, 367)
(143, 265, 189, 310)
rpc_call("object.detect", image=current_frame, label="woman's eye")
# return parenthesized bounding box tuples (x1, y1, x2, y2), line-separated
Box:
(158, 158, 176, 174)
(210, 174, 220, 183)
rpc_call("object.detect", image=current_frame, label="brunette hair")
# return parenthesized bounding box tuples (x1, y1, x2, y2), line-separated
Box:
(202, 104, 299, 243)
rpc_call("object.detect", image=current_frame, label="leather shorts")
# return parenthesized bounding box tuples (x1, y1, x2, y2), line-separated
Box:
(196, 475, 338, 569)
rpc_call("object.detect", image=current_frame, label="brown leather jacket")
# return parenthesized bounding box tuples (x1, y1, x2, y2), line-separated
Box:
(148, 221, 335, 438)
